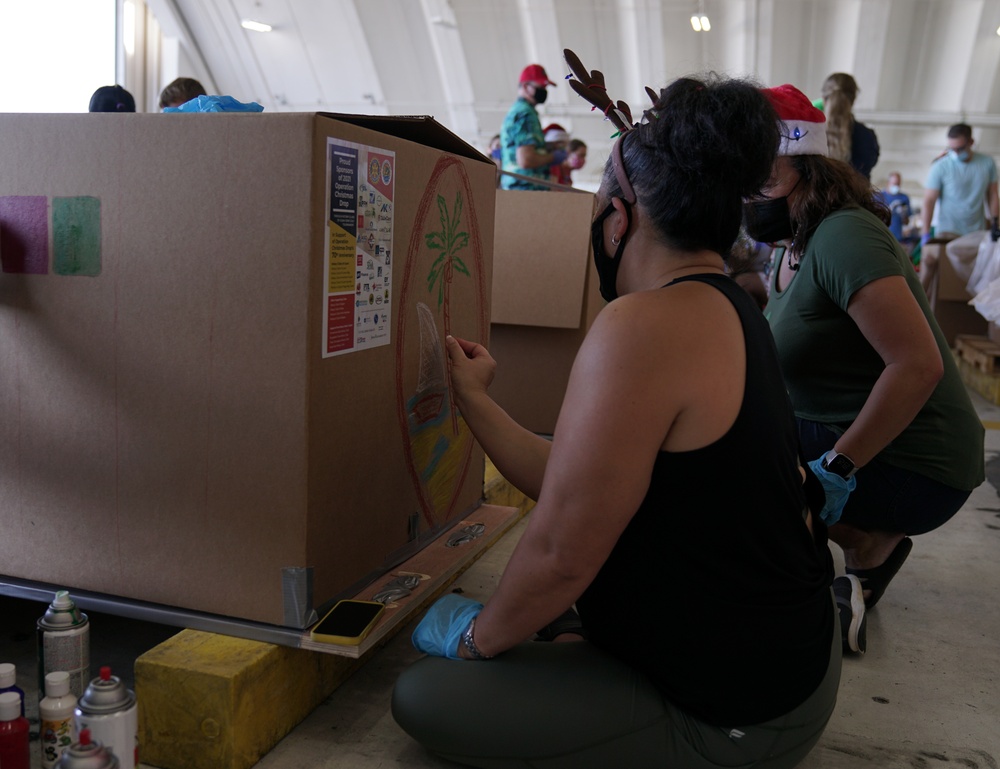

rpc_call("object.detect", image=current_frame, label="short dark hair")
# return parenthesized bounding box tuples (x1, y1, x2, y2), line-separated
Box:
(159, 77, 207, 109)
(568, 138, 587, 152)
(601, 74, 779, 257)
(947, 123, 972, 140)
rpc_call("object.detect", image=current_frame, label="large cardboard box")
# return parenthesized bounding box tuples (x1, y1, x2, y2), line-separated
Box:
(0, 113, 496, 627)
(488, 189, 600, 435)
(925, 240, 987, 345)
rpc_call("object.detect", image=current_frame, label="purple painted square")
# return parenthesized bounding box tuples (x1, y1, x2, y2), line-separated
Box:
(0, 196, 49, 274)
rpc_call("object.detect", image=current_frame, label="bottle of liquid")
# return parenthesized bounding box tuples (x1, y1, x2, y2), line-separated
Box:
(75, 667, 137, 769)
(0, 690, 30, 769)
(40, 671, 78, 769)
(0, 663, 26, 717)
(37, 590, 90, 700)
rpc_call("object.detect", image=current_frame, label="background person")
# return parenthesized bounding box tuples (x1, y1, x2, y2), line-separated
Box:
(499, 64, 565, 190)
(394, 75, 840, 769)
(920, 123, 1000, 293)
(748, 85, 984, 621)
(88, 85, 135, 112)
(158, 76, 207, 110)
(877, 171, 911, 244)
(821, 72, 879, 180)
(543, 123, 572, 185)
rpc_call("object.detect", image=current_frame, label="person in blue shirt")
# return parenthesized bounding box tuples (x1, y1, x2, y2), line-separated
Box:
(499, 65, 566, 191)
(877, 171, 911, 243)
(920, 123, 1000, 293)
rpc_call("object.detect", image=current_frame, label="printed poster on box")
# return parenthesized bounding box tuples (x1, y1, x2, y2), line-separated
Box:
(323, 138, 395, 357)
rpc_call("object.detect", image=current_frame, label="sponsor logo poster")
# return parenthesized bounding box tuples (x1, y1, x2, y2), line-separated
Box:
(323, 138, 395, 357)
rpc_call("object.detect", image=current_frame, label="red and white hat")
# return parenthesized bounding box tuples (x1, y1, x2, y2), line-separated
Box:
(761, 84, 827, 157)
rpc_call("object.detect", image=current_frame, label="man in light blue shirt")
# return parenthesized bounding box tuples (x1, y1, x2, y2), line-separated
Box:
(920, 123, 999, 293)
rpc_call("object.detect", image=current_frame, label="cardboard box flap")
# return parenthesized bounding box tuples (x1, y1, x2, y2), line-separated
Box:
(319, 113, 490, 166)
(492, 189, 597, 329)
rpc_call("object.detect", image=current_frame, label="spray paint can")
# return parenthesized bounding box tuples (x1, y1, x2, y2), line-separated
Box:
(74, 667, 137, 769)
(37, 591, 90, 700)
(54, 728, 120, 769)
(40, 671, 78, 768)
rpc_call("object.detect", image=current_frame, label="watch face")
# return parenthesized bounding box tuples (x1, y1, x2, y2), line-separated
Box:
(825, 453, 855, 478)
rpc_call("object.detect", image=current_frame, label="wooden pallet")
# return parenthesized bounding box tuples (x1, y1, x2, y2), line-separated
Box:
(955, 334, 1000, 374)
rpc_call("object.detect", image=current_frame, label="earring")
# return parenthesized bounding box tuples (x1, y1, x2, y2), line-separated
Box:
(611, 234, 620, 246)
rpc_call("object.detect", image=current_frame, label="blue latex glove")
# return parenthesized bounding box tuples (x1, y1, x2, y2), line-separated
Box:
(807, 457, 857, 526)
(551, 149, 568, 166)
(164, 95, 264, 113)
(920, 232, 933, 246)
(411, 594, 483, 659)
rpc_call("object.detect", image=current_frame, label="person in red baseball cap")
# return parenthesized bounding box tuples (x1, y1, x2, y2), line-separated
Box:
(498, 64, 565, 190)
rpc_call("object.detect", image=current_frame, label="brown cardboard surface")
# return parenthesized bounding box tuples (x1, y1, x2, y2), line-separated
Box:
(935, 242, 973, 302)
(488, 189, 601, 434)
(491, 190, 595, 328)
(0, 113, 494, 626)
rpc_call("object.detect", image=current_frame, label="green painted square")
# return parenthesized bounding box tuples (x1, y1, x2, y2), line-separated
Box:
(53, 196, 101, 276)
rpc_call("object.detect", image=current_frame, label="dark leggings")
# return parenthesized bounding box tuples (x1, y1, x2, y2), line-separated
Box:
(392, 599, 842, 769)
(797, 418, 970, 535)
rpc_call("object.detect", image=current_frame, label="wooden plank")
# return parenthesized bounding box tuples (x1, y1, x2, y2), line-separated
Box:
(298, 503, 521, 658)
(955, 334, 1000, 374)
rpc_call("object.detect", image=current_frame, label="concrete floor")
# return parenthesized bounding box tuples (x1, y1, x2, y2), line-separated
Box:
(3, 389, 999, 768)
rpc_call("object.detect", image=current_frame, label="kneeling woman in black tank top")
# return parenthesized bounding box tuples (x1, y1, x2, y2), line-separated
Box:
(393, 73, 840, 769)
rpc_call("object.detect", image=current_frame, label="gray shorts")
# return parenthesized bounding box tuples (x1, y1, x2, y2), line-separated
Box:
(392, 596, 842, 769)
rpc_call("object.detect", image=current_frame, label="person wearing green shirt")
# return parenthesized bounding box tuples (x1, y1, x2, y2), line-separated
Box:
(746, 85, 984, 639)
(499, 64, 566, 191)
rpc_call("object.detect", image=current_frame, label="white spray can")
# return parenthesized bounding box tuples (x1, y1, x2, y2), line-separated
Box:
(54, 728, 120, 769)
(40, 671, 78, 769)
(74, 667, 137, 769)
(37, 591, 90, 700)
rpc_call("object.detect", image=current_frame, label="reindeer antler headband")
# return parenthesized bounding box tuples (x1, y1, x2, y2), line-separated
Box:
(563, 48, 658, 204)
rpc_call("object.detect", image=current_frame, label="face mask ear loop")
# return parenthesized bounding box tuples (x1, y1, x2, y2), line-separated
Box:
(612, 134, 637, 205)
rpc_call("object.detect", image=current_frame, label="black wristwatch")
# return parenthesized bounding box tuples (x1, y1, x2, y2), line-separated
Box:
(821, 449, 858, 480)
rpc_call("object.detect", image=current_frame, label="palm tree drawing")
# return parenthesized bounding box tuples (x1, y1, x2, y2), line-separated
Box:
(424, 192, 470, 432)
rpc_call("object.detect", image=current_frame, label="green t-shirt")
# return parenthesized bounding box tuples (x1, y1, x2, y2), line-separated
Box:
(766, 207, 984, 491)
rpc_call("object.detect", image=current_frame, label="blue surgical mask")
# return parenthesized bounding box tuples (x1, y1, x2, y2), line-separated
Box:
(949, 149, 971, 162)
(888, 184, 900, 195)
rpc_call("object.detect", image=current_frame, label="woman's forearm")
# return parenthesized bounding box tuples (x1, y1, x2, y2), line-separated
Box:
(833, 359, 942, 468)
(456, 390, 551, 501)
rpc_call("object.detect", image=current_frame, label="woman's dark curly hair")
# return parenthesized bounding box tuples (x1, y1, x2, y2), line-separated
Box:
(600, 74, 780, 257)
(785, 155, 890, 258)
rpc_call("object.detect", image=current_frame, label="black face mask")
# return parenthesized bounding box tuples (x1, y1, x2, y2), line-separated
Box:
(742, 195, 794, 244)
(591, 201, 631, 302)
(533, 86, 548, 105)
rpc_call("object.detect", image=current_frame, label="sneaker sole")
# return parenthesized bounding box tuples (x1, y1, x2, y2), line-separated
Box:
(843, 574, 867, 654)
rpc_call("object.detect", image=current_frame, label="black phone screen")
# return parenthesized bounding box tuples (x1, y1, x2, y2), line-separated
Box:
(313, 600, 383, 638)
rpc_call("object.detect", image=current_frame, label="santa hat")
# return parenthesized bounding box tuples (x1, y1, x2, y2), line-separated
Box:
(543, 124, 570, 144)
(761, 84, 828, 157)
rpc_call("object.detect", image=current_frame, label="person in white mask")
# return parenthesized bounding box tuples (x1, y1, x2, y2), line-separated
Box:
(920, 123, 999, 293)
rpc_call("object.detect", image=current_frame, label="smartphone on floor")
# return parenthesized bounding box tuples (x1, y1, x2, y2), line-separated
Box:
(309, 599, 385, 645)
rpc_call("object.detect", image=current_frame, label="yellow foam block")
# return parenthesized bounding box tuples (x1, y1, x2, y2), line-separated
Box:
(136, 630, 362, 769)
(484, 458, 536, 517)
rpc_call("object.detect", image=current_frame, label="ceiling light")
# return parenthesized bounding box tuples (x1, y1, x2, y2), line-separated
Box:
(241, 19, 273, 32)
(690, 13, 711, 31)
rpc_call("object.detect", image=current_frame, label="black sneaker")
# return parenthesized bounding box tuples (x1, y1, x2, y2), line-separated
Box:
(834, 574, 867, 654)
